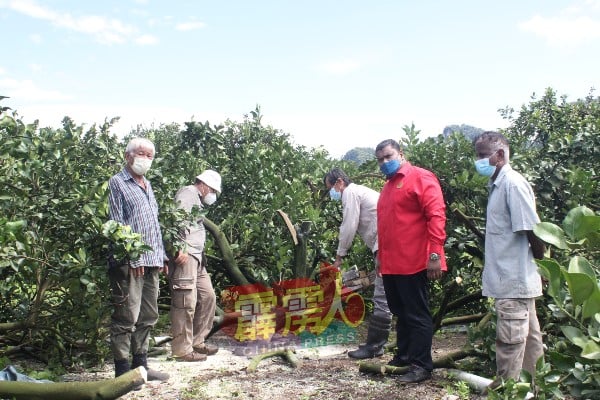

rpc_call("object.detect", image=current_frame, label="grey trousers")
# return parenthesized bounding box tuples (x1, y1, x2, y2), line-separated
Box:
(169, 255, 216, 357)
(495, 298, 544, 380)
(372, 274, 392, 321)
(108, 265, 160, 360)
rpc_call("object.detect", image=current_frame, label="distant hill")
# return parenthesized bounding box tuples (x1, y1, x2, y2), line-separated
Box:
(442, 124, 484, 141)
(341, 147, 375, 165)
(341, 124, 484, 163)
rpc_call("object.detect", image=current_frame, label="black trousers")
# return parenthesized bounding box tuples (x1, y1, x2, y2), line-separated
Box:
(382, 270, 433, 371)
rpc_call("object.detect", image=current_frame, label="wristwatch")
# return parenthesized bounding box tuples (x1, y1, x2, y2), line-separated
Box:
(429, 253, 441, 261)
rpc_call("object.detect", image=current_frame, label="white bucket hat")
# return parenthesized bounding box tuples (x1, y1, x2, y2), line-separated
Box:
(196, 169, 222, 194)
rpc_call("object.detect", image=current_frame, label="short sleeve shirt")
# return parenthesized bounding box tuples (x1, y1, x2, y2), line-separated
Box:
(483, 165, 542, 298)
(174, 185, 206, 258)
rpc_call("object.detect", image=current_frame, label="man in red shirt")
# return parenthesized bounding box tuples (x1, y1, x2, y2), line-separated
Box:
(375, 139, 447, 383)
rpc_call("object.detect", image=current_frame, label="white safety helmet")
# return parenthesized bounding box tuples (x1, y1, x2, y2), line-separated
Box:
(196, 169, 222, 194)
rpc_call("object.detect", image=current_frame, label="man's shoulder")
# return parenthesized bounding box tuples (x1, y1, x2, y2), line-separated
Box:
(175, 185, 196, 197)
(109, 169, 130, 184)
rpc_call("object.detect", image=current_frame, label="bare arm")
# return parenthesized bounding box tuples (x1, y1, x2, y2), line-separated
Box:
(526, 230, 546, 260)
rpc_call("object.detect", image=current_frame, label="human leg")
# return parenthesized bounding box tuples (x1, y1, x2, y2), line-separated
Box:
(382, 275, 409, 366)
(108, 263, 144, 376)
(495, 298, 529, 380)
(348, 274, 392, 359)
(192, 265, 218, 354)
(169, 256, 199, 358)
(396, 271, 433, 372)
(522, 298, 544, 375)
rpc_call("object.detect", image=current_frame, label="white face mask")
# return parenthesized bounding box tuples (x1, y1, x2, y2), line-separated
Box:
(131, 157, 152, 176)
(202, 192, 217, 206)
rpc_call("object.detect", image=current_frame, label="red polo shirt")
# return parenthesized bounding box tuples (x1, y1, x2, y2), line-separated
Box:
(377, 162, 447, 275)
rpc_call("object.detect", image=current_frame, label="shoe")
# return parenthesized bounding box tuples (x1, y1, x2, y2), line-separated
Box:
(174, 351, 207, 362)
(193, 343, 219, 355)
(146, 368, 170, 381)
(348, 345, 384, 359)
(387, 355, 409, 367)
(396, 365, 431, 383)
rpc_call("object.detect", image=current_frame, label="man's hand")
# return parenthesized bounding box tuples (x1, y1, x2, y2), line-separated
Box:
(332, 257, 343, 269)
(427, 259, 443, 280)
(130, 266, 145, 278)
(174, 251, 189, 265)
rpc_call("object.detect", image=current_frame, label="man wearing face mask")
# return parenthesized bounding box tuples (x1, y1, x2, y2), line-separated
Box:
(107, 137, 170, 382)
(473, 132, 545, 390)
(374, 139, 447, 383)
(169, 170, 222, 361)
(323, 168, 392, 359)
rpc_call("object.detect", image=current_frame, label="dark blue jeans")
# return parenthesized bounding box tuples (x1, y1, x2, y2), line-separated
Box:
(382, 270, 433, 371)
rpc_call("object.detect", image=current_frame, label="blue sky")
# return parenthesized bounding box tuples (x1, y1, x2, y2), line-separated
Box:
(1, 1, 599, 157)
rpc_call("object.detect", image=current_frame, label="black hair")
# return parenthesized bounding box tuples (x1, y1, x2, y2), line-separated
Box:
(323, 168, 352, 186)
(375, 139, 401, 153)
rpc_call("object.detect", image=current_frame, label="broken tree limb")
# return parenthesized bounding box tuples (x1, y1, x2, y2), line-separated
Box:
(0, 366, 146, 400)
(358, 347, 481, 375)
(246, 348, 301, 373)
(440, 313, 487, 327)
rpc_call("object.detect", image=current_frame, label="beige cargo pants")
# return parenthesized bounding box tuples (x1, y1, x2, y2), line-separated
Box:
(169, 254, 216, 357)
(495, 298, 544, 380)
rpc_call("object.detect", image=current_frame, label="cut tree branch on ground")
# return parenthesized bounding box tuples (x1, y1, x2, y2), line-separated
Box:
(358, 347, 481, 375)
(0, 366, 146, 400)
(246, 348, 301, 373)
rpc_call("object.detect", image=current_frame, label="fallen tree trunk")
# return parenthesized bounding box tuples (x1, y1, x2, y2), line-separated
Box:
(247, 348, 301, 373)
(358, 347, 480, 375)
(0, 366, 146, 400)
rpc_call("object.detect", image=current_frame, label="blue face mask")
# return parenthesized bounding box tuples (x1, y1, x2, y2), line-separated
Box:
(329, 187, 342, 201)
(380, 159, 401, 179)
(474, 157, 496, 177)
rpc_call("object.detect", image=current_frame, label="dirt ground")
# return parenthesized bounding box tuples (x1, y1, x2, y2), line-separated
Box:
(56, 327, 487, 400)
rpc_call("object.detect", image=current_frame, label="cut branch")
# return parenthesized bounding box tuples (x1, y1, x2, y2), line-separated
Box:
(0, 366, 146, 400)
(246, 348, 301, 373)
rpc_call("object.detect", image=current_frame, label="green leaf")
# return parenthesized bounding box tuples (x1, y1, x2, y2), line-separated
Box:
(563, 271, 595, 306)
(534, 222, 568, 249)
(568, 256, 596, 277)
(563, 206, 596, 241)
(582, 288, 600, 320)
(581, 339, 600, 360)
(561, 325, 587, 349)
(536, 258, 564, 301)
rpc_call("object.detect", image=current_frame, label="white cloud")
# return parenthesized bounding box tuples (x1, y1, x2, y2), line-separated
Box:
(1, 0, 153, 45)
(175, 21, 206, 31)
(316, 59, 361, 75)
(520, 2, 600, 47)
(0, 77, 73, 102)
(135, 34, 158, 45)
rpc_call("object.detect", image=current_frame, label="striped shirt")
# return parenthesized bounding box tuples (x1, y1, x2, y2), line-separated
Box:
(108, 168, 166, 268)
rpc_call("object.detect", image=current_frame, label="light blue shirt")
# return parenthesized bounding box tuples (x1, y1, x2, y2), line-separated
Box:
(482, 165, 542, 298)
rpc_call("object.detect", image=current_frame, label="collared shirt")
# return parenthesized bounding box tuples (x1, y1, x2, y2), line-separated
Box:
(337, 183, 379, 256)
(483, 165, 542, 298)
(108, 168, 166, 268)
(377, 162, 447, 275)
(174, 185, 206, 258)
